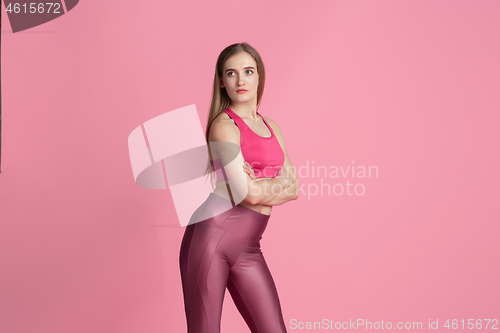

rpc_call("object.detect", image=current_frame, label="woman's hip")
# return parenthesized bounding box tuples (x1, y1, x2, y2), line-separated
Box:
(185, 193, 271, 241)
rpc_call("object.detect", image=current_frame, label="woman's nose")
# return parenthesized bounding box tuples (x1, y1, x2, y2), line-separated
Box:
(238, 75, 246, 85)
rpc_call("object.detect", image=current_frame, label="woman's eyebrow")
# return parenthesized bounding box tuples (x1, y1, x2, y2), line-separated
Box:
(225, 66, 256, 72)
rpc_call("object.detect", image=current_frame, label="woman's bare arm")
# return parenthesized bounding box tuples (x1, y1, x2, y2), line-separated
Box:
(209, 120, 291, 205)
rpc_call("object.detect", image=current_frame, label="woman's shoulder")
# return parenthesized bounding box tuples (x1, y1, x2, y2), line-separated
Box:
(213, 109, 230, 122)
(263, 115, 275, 125)
(212, 111, 235, 129)
(209, 111, 240, 143)
(263, 116, 282, 135)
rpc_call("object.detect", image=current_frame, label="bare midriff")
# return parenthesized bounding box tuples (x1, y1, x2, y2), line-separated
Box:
(212, 179, 273, 216)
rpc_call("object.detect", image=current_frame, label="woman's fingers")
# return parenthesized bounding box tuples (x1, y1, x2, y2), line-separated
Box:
(242, 161, 256, 180)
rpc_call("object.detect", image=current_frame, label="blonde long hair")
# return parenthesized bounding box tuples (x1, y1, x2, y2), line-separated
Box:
(203, 42, 267, 187)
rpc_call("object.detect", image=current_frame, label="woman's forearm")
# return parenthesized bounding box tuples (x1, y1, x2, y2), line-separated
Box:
(260, 178, 299, 206)
(248, 176, 291, 205)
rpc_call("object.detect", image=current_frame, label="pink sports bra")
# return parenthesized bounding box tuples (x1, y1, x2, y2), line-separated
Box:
(211, 108, 285, 180)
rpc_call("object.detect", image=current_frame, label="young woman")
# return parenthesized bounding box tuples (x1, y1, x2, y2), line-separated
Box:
(179, 42, 299, 333)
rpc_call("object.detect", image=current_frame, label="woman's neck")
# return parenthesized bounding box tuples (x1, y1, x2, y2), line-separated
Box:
(228, 104, 258, 120)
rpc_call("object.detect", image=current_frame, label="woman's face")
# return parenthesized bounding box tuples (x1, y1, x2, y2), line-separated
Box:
(221, 52, 259, 106)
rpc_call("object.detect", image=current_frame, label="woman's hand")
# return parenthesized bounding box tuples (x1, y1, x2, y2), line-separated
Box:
(242, 161, 256, 180)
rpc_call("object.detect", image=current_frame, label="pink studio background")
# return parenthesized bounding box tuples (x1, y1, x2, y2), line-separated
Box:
(1, 1, 499, 332)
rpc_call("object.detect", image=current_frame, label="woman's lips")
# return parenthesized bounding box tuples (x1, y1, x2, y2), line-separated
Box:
(237, 90, 247, 93)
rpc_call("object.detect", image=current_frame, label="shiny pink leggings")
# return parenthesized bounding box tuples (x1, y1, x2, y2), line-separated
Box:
(179, 193, 287, 333)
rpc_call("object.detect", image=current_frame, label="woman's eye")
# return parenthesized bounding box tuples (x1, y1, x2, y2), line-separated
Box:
(227, 70, 253, 76)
